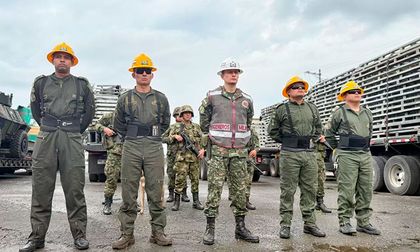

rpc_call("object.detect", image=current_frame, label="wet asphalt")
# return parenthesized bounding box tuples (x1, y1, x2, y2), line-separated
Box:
(1, 171, 420, 252)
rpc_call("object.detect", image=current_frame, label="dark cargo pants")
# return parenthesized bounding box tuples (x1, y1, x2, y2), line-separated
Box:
(279, 150, 317, 226)
(118, 138, 166, 235)
(29, 130, 87, 241)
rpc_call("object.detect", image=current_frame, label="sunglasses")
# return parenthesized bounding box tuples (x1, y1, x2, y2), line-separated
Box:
(290, 85, 305, 90)
(135, 68, 152, 74)
(346, 90, 362, 95)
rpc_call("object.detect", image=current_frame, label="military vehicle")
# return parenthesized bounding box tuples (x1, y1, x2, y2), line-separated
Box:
(0, 92, 32, 174)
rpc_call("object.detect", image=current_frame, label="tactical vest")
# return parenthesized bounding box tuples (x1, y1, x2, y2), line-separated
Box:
(337, 106, 372, 151)
(38, 76, 82, 132)
(207, 87, 251, 149)
(125, 89, 163, 139)
(281, 101, 317, 149)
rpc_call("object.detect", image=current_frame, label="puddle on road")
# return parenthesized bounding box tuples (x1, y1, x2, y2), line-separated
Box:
(313, 243, 377, 252)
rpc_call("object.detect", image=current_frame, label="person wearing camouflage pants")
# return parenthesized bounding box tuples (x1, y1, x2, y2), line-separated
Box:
(200, 57, 259, 245)
(168, 105, 204, 211)
(161, 107, 189, 203)
(315, 142, 332, 213)
(94, 112, 123, 215)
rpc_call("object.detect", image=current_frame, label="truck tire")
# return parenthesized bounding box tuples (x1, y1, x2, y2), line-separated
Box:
(9, 129, 28, 159)
(372, 156, 387, 191)
(252, 169, 261, 182)
(270, 158, 279, 177)
(384, 155, 420, 195)
(200, 159, 208, 181)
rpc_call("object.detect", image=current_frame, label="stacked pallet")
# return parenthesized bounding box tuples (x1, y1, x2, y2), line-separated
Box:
(307, 38, 420, 141)
(92, 85, 127, 123)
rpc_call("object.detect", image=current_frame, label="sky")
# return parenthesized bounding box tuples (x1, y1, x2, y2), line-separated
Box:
(1, 0, 420, 119)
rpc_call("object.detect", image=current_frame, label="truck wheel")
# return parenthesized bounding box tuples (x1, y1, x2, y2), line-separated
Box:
(200, 159, 208, 181)
(89, 173, 98, 182)
(384, 155, 420, 195)
(252, 170, 261, 182)
(270, 158, 279, 177)
(9, 129, 28, 159)
(372, 156, 387, 191)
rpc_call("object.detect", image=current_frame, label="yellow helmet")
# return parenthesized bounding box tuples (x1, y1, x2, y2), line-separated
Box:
(282, 76, 309, 98)
(337, 80, 364, 101)
(128, 53, 157, 72)
(47, 42, 78, 66)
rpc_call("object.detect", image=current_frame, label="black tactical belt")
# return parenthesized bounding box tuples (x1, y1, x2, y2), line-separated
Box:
(40, 114, 80, 132)
(338, 135, 370, 151)
(281, 135, 313, 149)
(126, 123, 160, 137)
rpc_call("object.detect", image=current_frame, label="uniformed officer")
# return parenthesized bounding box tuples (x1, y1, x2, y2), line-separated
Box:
(168, 105, 204, 211)
(161, 107, 189, 203)
(268, 76, 326, 239)
(94, 112, 122, 215)
(315, 142, 332, 213)
(245, 128, 259, 210)
(325, 81, 381, 236)
(20, 42, 95, 252)
(200, 58, 259, 245)
(111, 53, 172, 249)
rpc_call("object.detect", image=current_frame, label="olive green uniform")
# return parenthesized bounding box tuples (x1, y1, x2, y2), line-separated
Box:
(325, 104, 373, 226)
(28, 73, 95, 241)
(168, 122, 202, 194)
(268, 100, 322, 227)
(114, 88, 170, 235)
(94, 112, 123, 198)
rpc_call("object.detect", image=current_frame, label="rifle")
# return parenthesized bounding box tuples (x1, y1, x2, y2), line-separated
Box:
(247, 158, 264, 174)
(180, 132, 200, 157)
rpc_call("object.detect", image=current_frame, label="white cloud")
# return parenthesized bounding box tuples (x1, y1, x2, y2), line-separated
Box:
(0, 0, 419, 120)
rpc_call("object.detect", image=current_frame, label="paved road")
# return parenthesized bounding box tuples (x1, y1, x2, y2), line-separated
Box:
(1, 172, 420, 251)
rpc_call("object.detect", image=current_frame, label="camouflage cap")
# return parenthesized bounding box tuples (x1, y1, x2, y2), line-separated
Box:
(180, 105, 194, 117)
(173, 107, 181, 117)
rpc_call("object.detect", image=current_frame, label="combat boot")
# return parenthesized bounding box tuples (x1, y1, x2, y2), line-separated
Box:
(246, 197, 256, 210)
(356, 223, 381, 235)
(339, 223, 357, 235)
(19, 240, 45, 252)
(316, 196, 332, 213)
(149, 230, 173, 246)
(303, 224, 326, 237)
(181, 187, 190, 202)
(111, 234, 135, 250)
(166, 189, 175, 202)
(234, 216, 260, 243)
(103, 196, 112, 215)
(203, 217, 215, 245)
(279, 226, 290, 239)
(171, 193, 180, 211)
(192, 192, 204, 210)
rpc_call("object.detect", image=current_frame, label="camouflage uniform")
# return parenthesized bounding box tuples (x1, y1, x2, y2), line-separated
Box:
(168, 115, 204, 211)
(162, 123, 179, 193)
(27, 73, 95, 244)
(246, 129, 259, 201)
(94, 112, 123, 215)
(200, 85, 259, 244)
(169, 122, 202, 194)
